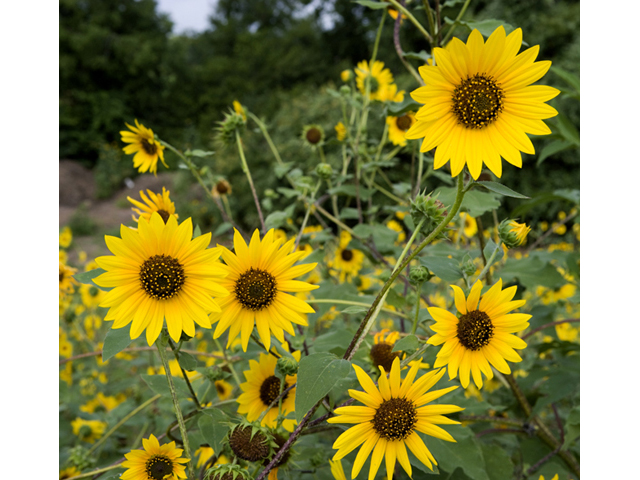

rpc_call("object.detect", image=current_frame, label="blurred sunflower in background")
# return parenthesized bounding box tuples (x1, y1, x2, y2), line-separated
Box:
(120, 119, 168, 175)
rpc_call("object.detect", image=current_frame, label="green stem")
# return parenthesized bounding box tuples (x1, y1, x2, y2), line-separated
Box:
(422, 0, 437, 41)
(64, 464, 122, 480)
(372, 181, 406, 204)
(441, 0, 472, 45)
(235, 130, 266, 233)
(155, 338, 195, 479)
(310, 299, 411, 319)
(475, 241, 502, 283)
(87, 394, 162, 456)
(411, 283, 423, 335)
(213, 338, 242, 387)
(343, 173, 466, 361)
(387, 0, 433, 42)
(295, 180, 322, 250)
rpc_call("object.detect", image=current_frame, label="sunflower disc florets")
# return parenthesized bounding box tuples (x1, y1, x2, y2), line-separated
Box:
(228, 423, 274, 462)
(410, 192, 449, 238)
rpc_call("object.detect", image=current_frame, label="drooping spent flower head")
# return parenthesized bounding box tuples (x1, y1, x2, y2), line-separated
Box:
(120, 119, 168, 175)
(405, 26, 559, 179)
(427, 279, 531, 388)
(93, 213, 229, 345)
(327, 357, 463, 479)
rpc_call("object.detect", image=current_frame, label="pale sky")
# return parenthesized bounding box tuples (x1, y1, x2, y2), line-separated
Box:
(156, 0, 218, 34)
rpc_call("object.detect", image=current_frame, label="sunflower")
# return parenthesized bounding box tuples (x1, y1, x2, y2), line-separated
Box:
(302, 124, 325, 148)
(59, 226, 73, 248)
(499, 219, 531, 248)
(327, 357, 463, 479)
(329, 459, 347, 480)
(427, 279, 531, 388)
(127, 187, 178, 224)
(59, 261, 77, 297)
(328, 231, 365, 283)
(93, 213, 229, 345)
(59, 466, 81, 479)
(405, 26, 559, 179)
(210, 229, 318, 352)
(236, 346, 301, 432)
(194, 446, 229, 469)
(214, 379, 234, 401)
(80, 284, 105, 309)
(121, 119, 168, 175)
(71, 417, 107, 443)
(386, 112, 416, 146)
(460, 212, 478, 238)
(355, 60, 395, 102)
(335, 121, 347, 141)
(233, 100, 247, 121)
(121, 434, 188, 480)
(371, 329, 430, 372)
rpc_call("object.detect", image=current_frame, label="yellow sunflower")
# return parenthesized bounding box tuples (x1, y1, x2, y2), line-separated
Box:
(405, 26, 559, 179)
(233, 100, 247, 121)
(121, 434, 188, 480)
(59, 466, 81, 479)
(214, 379, 234, 401)
(59, 261, 77, 297)
(335, 121, 347, 141)
(328, 231, 365, 283)
(127, 187, 178, 224)
(120, 119, 168, 175)
(427, 279, 531, 388)
(71, 417, 107, 444)
(371, 329, 430, 372)
(210, 229, 318, 352)
(59, 226, 73, 248)
(236, 346, 301, 432)
(93, 213, 228, 345)
(194, 446, 229, 469)
(386, 112, 416, 146)
(355, 60, 394, 102)
(460, 212, 478, 238)
(499, 219, 531, 248)
(327, 357, 463, 479)
(329, 459, 347, 480)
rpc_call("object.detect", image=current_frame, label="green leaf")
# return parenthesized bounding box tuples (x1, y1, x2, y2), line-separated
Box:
(498, 256, 566, 290)
(140, 373, 193, 398)
(102, 326, 134, 362)
(481, 443, 514, 480)
(73, 268, 112, 291)
(392, 334, 419, 353)
(353, 0, 389, 10)
(403, 50, 430, 62)
(276, 187, 300, 199)
(198, 409, 229, 454)
(550, 65, 580, 92)
(554, 113, 580, 146)
(436, 187, 501, 217)
(564, 406, 580, 448)
(536, 139, 574, 166)
(475, 181, 529, 199)
(510, 190, 579, 217)
(531, 369, 579, 418)
(339, 207, 360, 220)
(295, 353, 352, 423)
(385, 97, 423, 116)
(275, 162, 294, 179)
(311, 328, 355, 356)
(423, 425, 490, 479)
(340, 306, 368, 315)
(193, 224, 202, 239)
(186, 149, 215, 158)
(177, 351, 198, 371)
(328, 184, 374, 200)
(264, 204, 295, 230)
(213, 222, 233, 236)
(420, 256, 463, 283)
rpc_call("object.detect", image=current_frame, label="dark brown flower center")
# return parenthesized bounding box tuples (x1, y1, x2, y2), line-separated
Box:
(340, 249, 354, 262)
(145, 455, 173, 480)
(306, 127, 322, 144)
(370, 342, 401, 372)
(457, 310, 494, 350)
(452, 73, 504, 129)
(142, 138, 158, 155)
(229, 426, 270, 462)
(216, 382, 226, 395)
(372, 397, 417, 440)
(259, 375, 288, 407)
(395, 114, 412, 131)
(140, 254, 186, 300)
(234, 268, 277, 311)
(156, 209, 171, 223)
(216, 180, 230, 195)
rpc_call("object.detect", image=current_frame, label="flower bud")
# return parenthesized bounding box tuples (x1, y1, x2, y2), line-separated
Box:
(498, 219, 531, 249)
(276, 356, 299, 377)
(340, 70, 352, 82)
(315, 163, 334, 180)
(461, 258, 477, 277)
(339, 85, 351, 96)
(206, 464, 252, 480)
(409, 265, 431, 285)
(410, 192, 449, 238)
(228, 424, 272, 462)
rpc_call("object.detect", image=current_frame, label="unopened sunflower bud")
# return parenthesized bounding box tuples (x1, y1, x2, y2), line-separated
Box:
(339, 85, 351, 96)
(340, 70, 352, 82)
(276, 356, 299, 377)
(498, 219, 531, 249)
(410, 192, 449, 238)
(214, 110, 245, 147)
(461, 258, 477, 276)
(315, 163, 334, 180)
(409, 265, 431, 285)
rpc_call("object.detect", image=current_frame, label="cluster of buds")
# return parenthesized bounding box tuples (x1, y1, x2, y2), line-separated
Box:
(410, 192, 449, 238)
